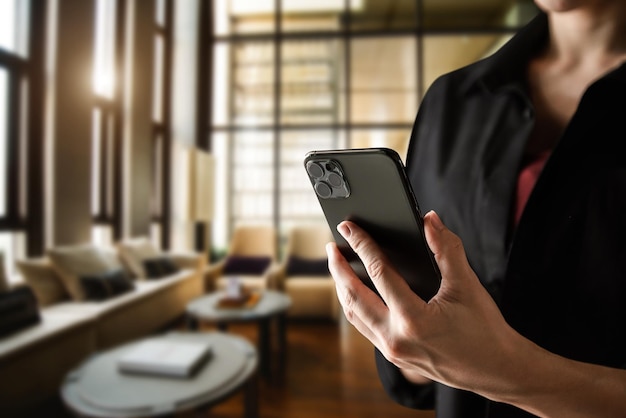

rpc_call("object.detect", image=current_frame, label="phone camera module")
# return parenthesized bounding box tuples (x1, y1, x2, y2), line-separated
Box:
(306, 157, 350, 199)
(314, 182, 332, 199)
(306, 161, 325, 179)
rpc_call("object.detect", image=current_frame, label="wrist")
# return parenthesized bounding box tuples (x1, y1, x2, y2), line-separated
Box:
(476, 328, 572, 414)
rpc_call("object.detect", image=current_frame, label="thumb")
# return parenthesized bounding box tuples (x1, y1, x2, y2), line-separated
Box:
(423, 211, 476, 289)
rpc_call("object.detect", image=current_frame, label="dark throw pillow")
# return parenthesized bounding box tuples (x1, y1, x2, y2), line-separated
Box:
(142, 257, 180, 279)
(80, 269, 135, 301)
(222, 256, 272, 275)
(0, 286, 41, 338)
(286, 256, 329, 277)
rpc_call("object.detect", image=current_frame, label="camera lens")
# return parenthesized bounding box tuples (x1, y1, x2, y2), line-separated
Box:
(306, 162, 325, 179)
(314, 181, 332, 198)
(327, 172, 343, 188)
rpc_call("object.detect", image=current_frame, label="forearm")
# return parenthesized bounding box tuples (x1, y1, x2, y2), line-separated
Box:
(478, 332, 626, 418)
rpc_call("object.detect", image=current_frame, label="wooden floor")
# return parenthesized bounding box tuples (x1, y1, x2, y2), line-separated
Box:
(48, 316, 435, 418)
(198, 317, 435, 418)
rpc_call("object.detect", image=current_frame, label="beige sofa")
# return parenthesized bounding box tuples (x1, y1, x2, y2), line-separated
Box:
(0, 248, 206, 417)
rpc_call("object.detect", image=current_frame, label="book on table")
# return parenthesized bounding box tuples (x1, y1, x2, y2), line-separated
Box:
(118, 339, 213, 378)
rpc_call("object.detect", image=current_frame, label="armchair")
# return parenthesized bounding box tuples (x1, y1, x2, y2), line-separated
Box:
(206, 225, 277, 292)
(271, 225, 340, 321)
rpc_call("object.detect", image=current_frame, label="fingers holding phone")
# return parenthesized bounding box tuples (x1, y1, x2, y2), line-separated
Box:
(326, 210, 523, 395)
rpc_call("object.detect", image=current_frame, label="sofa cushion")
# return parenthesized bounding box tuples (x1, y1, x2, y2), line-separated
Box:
(143, 256, 180, 279)
(16, 258, 70, 307)
(223, 256, 271, 275)
(117, 238, 161, 279)
(80, 268, 135, 301)
(45, 270, 196, 321)
(47, 244, 124, 301)
(286, 256, 329, 277)
(0, 286, 41, 338)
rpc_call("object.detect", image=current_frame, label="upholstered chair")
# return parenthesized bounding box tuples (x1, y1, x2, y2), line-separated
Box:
(206, 225, 277, 292)
(270, 224, 340, 321)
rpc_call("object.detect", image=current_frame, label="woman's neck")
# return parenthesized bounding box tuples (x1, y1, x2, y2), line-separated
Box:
(545, 2, 626, 68)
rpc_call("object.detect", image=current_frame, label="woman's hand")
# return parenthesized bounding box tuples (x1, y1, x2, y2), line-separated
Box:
(327, 211, 626, 417)
(326, 211, 530, 396)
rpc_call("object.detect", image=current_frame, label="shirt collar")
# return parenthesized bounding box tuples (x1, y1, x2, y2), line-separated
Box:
(461, 13, 549, 95)
(462, 13, 626, 95)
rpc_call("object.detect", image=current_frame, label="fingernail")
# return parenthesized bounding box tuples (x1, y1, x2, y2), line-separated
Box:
(325, 242, 334, 258)
(428, 211, 445, 231)
(337, 222, 351, 238)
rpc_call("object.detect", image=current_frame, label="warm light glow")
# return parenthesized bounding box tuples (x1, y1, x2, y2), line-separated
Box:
(0, 0, 29, 57)
(93, 0, 116, 98)
(91, 109, 102, 216)
(93, 71, 115, 98)
(0, 0, 17, 52)
(91, 224, 114, 247)
(0, 231, 26, 283)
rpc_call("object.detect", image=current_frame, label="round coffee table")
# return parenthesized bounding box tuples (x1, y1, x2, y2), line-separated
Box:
(61, 332, 258, 418)
(186, 290, 291, 384)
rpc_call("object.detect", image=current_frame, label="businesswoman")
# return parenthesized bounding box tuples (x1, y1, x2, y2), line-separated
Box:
(327, 1, 626, 417)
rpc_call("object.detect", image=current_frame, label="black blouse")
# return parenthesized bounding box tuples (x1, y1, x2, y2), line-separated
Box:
(375, 12, 626, 418)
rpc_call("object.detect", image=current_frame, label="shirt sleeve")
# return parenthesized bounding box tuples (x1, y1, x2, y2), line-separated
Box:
(374, 347, 435, 410)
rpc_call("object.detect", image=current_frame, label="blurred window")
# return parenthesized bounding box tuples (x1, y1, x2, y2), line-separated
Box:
(350, 37, 418, 124)
(92, 0, 118, 236)
(423, 34, 514, 91)
(0, 0, 30, 57)
(0, 0, 31, 281)
(423, 0, 538, 30)
(93, 0, 116, 99)
(350, 0, 416, 31)
(209, 0, 539, 248)
(151, 0, 173, 249)
(281, 40, 345, 125)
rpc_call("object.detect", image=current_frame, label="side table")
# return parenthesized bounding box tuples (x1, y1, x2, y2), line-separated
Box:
(61, 332, 258, 418)
(186, 290, 291, 384)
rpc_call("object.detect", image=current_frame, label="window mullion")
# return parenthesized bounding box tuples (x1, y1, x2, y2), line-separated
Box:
(6, 69, 22, 225)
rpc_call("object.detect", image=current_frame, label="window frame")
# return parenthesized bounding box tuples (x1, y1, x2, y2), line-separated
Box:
(0, 0, 47, 277)
(151, 0, 174, 250)
(91, 0, 126, 243)
(0, 51, 27, 230)
(206, 0, 538, 251)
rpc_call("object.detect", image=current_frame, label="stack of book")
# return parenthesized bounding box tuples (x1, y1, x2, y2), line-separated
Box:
(118, 339, 213, 378)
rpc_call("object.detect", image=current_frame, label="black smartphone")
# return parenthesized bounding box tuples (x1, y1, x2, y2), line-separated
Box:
(304, 147, 441, 301)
